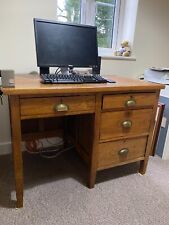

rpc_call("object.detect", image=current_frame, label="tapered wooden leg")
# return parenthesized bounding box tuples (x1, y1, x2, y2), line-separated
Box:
(9, 96, 23, 208)
(88, 168, 97, 188)
(139, 159, 148, 175)
(88, 94, 102, 188)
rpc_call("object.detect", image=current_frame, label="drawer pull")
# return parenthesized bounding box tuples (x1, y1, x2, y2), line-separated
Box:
(55, 103, 69, 112)
(125, 99, 136, 107)
(122, 120, 132, 128)
(118, 148, 129, 156)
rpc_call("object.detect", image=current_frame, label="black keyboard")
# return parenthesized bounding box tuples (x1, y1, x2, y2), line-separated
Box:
(40, 73, 115, 84)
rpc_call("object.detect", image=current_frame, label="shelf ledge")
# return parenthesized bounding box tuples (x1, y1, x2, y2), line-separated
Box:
(100, 55, 136, 61)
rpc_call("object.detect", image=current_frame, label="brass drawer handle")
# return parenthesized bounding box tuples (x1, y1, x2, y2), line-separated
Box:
(54, 103, 69, 112)
(122, 120, 132, 128)
(118, 148, 129, 156)
(125, 99, 136, 107)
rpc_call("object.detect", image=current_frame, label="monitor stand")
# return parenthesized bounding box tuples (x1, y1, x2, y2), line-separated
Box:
(39, 66, 72, 75)
(61, 66, 76, 75)
(92, 56, 101, 74)
(39, 60, 101, 75)
(60, 67, 69, 75)
(40, 67, 49, 74)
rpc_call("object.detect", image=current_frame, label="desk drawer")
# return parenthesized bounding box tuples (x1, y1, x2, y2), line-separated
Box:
(98, 137, 147, 169)
(102, 93, 156, 110)
(100, 109, 152, 140)
(20, 96, 95, 119)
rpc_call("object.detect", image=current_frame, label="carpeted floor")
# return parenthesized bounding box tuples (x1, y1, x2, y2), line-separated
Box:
(0, 150, 169, 225)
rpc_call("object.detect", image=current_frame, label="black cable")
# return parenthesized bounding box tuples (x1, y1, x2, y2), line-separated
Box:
(25, 137, 74, 159)
(55, 67, 61, 75)
(40, 144, 74, 159)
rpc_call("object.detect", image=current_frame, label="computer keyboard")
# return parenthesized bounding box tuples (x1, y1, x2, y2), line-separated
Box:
(40, 73, 115, 84)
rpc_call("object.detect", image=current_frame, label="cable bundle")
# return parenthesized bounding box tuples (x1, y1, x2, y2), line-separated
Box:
(25, 137, 74, 159)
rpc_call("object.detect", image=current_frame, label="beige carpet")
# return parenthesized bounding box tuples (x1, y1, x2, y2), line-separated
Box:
(0, 150, 169, 225)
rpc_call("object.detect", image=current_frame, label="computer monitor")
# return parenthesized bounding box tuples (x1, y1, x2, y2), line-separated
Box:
(34, 18, 99, 74)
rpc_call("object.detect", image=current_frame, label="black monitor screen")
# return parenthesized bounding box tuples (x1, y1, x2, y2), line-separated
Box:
(34, 18, 98, 68)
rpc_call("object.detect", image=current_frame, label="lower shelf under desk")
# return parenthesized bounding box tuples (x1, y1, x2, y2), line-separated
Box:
(21, 115, 92, 156)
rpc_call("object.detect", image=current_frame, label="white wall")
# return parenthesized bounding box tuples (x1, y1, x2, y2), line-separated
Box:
(0, 0, 56, 153)
(134, 0, 169, 73)
(1, 0, 169, 153)
(0, 0, 56, 73)
(101, 0, 169, 77)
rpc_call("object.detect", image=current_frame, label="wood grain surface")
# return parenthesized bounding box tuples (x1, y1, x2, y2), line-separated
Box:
(2, 74, 164, 95)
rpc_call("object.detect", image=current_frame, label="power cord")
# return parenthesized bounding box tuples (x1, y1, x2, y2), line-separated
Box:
(55, 67, 61, 75)
(25, 137, 74, 159)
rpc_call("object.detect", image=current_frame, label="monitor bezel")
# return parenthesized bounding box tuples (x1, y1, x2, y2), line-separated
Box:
(34, 18, 99, 68)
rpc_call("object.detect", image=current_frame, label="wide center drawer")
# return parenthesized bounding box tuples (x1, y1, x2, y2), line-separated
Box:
(20, 95, 95, 119)
(100, 109, 152, 140)
(98, 137, 147, 169)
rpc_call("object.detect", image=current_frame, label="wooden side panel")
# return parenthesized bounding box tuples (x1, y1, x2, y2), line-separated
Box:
(76, 115, 94, 155)
(139, 91, 160, 174)
(150, 103, 165, 156)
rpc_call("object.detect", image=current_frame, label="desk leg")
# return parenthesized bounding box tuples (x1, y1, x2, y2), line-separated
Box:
(89, 167, 97, 189)
(139, 93, 159, 175)
(139, 160, 148, 175)
(10, 96, 23, 208)
(88, 95, 101, 188)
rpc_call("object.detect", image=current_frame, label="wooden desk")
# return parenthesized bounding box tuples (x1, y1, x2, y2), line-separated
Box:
(2, 74, 164, 208)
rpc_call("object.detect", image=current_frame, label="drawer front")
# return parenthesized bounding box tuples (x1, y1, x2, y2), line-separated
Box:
(102, 93, 156, 110)
(100, 109, 152, 140)
(20, 96, 95, 118)
(98, 137, 147, 169)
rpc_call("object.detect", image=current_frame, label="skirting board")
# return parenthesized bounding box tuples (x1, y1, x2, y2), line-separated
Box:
(162, 126, 169, 160)
(0, 138, 63, 156)
(0, 142, 12, 155)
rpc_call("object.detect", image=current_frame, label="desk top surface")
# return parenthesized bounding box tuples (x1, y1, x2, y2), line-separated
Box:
(2, 74, 165, 95)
